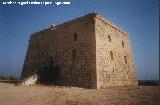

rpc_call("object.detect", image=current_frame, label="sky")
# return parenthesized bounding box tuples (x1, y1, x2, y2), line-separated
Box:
(0, 0, 159, 80)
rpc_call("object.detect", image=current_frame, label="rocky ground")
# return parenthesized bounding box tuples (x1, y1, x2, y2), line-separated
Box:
(0, 82, 159, 105)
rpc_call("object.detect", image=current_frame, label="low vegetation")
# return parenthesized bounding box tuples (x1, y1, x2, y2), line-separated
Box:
(138, 80, 159, 86)
(0, 75, 19, 81)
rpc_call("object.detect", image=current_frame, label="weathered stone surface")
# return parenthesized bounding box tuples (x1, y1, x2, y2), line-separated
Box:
(20, 74, 38, 86)
(95, 15, 138, 89)
(21, 12, 138, 89)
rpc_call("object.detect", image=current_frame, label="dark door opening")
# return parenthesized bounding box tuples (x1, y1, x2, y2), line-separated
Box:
(37, 56, 60, 84)
(37, 66, 60, 84)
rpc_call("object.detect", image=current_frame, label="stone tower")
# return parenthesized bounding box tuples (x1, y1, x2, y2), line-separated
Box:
(21, 12, 137, 89)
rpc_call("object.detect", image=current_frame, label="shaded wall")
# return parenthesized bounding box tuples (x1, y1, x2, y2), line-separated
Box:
(21, 14, 97, 88)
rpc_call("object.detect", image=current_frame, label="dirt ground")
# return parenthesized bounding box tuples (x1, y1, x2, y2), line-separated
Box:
(0, 82, 159, 105)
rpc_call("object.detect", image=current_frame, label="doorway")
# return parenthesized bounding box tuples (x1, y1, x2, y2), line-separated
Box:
(37, 56, 60, 84)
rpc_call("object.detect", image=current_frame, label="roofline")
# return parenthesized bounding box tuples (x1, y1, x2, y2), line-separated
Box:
(30, 12, 128, 37)
(30, 12, 97, 37)
(95, 15, 128, 35)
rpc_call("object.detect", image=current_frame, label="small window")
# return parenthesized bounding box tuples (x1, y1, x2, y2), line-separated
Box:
(34, 55, 36, 60)
(36, 44, 38, 49)
(72, 49, 76, 59)
(42, 37, 44, 40)
(122, 41, 124, 48)
(49, 57, 53, 66)
(36, 41, 38, 49)
(74, 33, 78, 41)
(124, 56, 127, 64)
(110, 51, 113, 60)
(108, 35, 111, 42)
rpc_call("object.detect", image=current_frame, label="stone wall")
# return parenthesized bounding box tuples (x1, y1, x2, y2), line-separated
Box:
(95, 16, 138, 89)
(21, 12, 138, 89)
(22, 13, 97, 88)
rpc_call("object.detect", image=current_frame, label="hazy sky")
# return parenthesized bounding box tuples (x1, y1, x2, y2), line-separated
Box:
(0, 0, 159, 80)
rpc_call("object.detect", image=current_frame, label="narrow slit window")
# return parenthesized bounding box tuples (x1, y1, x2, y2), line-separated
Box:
(49, 57, 53, 66)
(124, 56, 127, 64)
(108, 35, 111, 42)
(34, 55, 36, 60)
(122, 41, 124, 48)
(74, 33, 77, 41)
(42, 36, 44, 40)
(72, 49, 76, 59)
(36, 41, 38, 49)
(110, 51, 113, 60)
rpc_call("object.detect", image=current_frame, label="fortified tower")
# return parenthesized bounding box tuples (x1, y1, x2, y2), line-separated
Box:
(21, 12, 138, 89)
